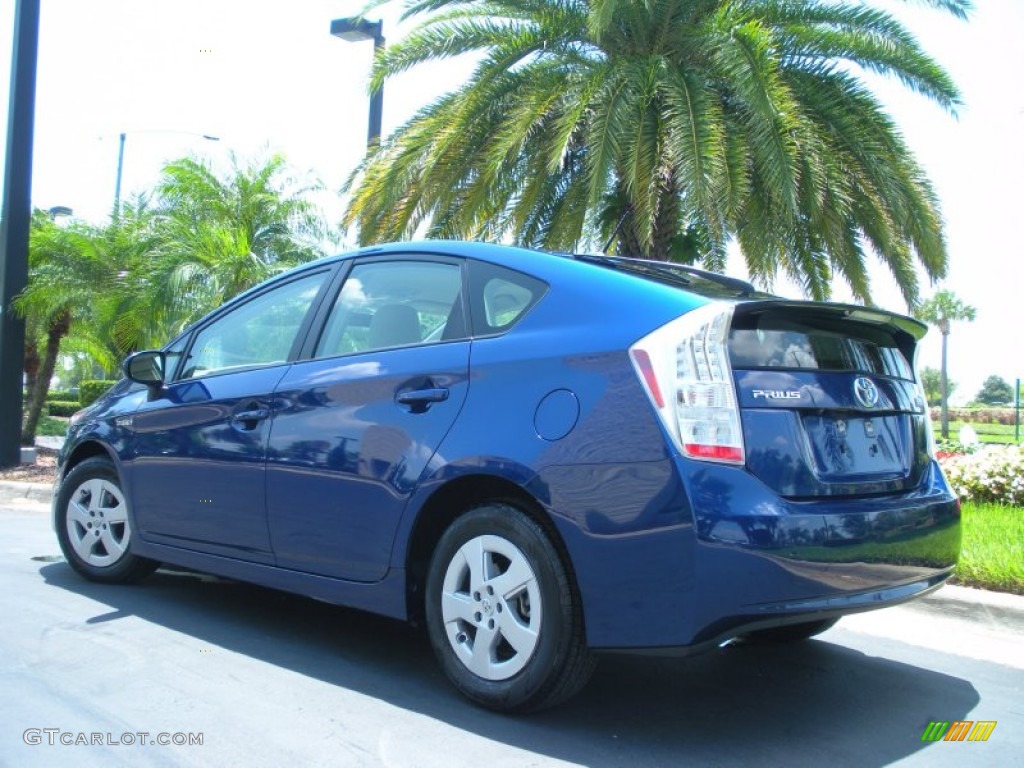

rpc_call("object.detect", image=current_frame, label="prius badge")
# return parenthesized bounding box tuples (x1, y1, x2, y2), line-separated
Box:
(752, 389, 803, 400)
(853, 377, 879, 409)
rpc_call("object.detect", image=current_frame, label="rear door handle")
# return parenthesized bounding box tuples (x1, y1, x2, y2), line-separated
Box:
(396, 388, 449, 412)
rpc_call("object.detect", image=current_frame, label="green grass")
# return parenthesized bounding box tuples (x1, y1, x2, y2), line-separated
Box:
(744, 502, 1022, 595)
(954, 502, 1024, 594)
(932, 421, 1020, 444)
(37, 415, 69, 437)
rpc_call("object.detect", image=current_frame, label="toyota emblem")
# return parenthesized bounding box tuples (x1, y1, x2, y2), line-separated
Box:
(853, 377, 879, 409)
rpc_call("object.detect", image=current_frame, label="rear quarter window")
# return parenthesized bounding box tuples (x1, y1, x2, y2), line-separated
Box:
(468, 261, 547, 336)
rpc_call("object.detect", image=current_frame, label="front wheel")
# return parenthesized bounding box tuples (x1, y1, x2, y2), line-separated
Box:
(55, 457, 158, 584)
(425, 504, 595, 712)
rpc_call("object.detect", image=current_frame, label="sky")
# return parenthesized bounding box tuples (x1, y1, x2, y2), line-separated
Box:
(2, 0, 1022, 405)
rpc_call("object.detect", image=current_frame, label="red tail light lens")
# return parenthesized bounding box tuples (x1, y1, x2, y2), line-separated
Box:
(629, 349, 665, 409)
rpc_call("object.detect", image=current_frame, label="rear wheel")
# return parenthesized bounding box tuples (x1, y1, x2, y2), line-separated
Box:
(55, 457, 158, 584)
(741, 618, 839, 644)
(425, 503, 595, 712)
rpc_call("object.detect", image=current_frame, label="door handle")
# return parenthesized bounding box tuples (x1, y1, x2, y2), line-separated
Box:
(232, 408, 270, 429)
(396, 388, 449, 412)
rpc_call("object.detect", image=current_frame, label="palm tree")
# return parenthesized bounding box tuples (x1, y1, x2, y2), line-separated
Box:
(80, 196, 166, 362)
(15, 212, 117, 445)
(146, 152, 329, 333)
(344, 0, 968, 305)
(13, 155, 332, 447)
(915, 289, 975, 440)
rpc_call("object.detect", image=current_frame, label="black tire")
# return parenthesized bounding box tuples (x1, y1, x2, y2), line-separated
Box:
(425, 503, 595, 713)
(741, 618, 839, 645)
(55, 457, 158, 584)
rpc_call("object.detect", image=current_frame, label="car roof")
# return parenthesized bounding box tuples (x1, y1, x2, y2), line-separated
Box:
(288, 240, 762, 300)
(234, 241, 926, 337)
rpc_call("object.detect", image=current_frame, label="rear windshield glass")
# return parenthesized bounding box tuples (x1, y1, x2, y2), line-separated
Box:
(729, 313, 913, 380)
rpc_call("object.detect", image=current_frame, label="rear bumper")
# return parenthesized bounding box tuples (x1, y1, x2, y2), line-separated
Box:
(545, 458, 960, 650)
(600, 571, 951, 656)
(685, 563, 953, 650)
(685, 457, 960, 644)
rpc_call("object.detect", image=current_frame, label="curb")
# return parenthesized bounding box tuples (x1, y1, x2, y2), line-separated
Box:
(919, 582, 1024, 627)
(0, 480, 53, 505)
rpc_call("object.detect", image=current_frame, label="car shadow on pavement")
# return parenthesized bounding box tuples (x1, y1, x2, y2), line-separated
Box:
(41, 562, 979, 767)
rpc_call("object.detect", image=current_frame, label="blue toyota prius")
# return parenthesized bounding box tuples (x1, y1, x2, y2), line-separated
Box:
(54, 241, 960, 712)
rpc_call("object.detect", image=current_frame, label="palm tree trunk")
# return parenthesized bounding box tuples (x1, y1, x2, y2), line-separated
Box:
(617, 217, 644, 258)
(651, 170, 682, 262)
(24, 339, 40, 406)
(617, 171, 684, 262)
(21, 311, 71, 446)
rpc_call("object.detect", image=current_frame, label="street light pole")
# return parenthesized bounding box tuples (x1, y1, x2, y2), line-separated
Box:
(112, 131, 220, 219)
(113, 131, 126, 218)
(330, 17, 386, 148)
(368, 31, 384, 146)
(0, 0, 41, 467)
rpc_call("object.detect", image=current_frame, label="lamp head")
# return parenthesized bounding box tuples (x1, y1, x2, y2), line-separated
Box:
(330, 17, 383, 43)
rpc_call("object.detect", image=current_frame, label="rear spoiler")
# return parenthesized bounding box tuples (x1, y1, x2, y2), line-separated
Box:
(733, 300, 928, 341)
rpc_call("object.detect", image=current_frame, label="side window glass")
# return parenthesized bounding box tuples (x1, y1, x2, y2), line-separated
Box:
(180, 272, 327, 380)
(468, 261, 547, 336)
(315, 261, 464, 358)
(484, 278, 534, 327)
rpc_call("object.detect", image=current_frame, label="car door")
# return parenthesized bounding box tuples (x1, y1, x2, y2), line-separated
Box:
(128, 269, 333, 563)
(266, 257, 470, 582)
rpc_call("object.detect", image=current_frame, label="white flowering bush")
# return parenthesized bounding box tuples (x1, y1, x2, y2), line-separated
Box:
(938, 445, 1024, 506)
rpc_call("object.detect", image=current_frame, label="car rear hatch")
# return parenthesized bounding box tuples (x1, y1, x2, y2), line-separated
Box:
(625, 283, 931, 497)
(728, 301, 930, 498)
(584, 253, 933, 499)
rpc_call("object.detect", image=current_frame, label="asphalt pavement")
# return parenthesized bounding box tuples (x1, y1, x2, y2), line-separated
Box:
(3, 484, 1022, 767)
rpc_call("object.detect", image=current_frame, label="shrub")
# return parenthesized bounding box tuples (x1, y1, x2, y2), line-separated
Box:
(38, 415, 71, 437)
(46, 400, 81, 417)
(930, 407, 1018, 426)
(939, 446, 1024, 506)
(79, 379, 118, 406)
(46, 389, 76, 402)
(934, 438, 981, 459)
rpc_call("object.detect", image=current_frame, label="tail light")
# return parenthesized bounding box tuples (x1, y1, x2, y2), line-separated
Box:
(912, 349, 938, 458)
(629, 302, 744, 464)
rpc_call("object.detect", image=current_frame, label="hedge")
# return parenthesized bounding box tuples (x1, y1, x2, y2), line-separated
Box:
(46, 400, 80, 417)
(79, 380, 118, 406)
(929, 407, 1018, 426)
